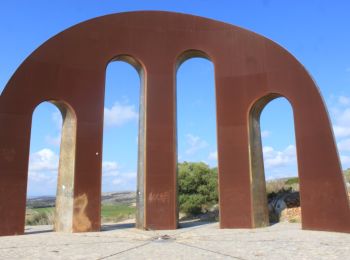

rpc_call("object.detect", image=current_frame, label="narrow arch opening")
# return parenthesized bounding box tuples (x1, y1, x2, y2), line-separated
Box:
(249, 95, 299, 227)
(27, 100, 76, 232)
(102, 56, 144, 229)
(176, 53, 218, 227)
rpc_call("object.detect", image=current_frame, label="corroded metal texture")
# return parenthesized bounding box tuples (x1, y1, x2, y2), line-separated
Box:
(0, 11, 349, 236)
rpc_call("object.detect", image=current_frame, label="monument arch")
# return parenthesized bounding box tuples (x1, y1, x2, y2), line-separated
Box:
(0, 11, 349, 236)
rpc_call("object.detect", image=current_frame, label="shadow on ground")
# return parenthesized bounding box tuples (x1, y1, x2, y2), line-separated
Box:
(101, 222, 135, 231)
(25, 226, 53, 235)
(179, 219, 216, 229)
(101, 219, 216, 231)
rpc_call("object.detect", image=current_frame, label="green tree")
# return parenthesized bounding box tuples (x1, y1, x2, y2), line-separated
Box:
(178, 162, 218, 215)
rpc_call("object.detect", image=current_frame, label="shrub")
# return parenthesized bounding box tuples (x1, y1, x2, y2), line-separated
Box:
(178, 162, 218, 216)
(285, 177, 299, 185)
(266, 179, 286, 194)
(179, 194, 205, 215)
(26, 210, 54, 225)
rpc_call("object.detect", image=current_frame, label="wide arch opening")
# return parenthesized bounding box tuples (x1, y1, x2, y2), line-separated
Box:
(176, 52, 218, 227)
(249, 95, 300, 227)
(101, 56, 144, 229)
(26, 100, 76, 232)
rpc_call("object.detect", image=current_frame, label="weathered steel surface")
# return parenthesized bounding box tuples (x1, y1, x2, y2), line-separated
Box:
(0, 11, 349, 236)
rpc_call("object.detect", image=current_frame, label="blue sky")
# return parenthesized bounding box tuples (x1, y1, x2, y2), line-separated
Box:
(1, 1, 350, 196)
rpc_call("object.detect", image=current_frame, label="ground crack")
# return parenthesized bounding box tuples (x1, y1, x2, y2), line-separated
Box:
(176, 241, 247, 259)
(97, 242, 151, 259)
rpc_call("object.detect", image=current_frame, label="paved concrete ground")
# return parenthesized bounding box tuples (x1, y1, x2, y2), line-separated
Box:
(0, 220, 349, 259)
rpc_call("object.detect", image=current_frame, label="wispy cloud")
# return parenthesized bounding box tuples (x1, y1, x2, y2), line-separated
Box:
(102, 161, 120, 177)
(45, 133, 61, 146)
(102, 160, 136, 191)
(337, 138, 350, 152)
(104, 102, 138, 127)
(207, 145, 297, 179)
(338, 96, 350, 105)
(326, 95, 350, 168)
(27, 149, 138, 195)
(333, 126, 350, 138)
(263, 145, 296, 169)
(185, 134, 208, 155)
(340, 155, 350, 165)
(330, 96, 350, 138)
(111, 172, 136, 187)
(51, 111, 62, 129)
(207, 144, 296, 169)
(29, 148, 59, 172)
(28, 148, 59, 185)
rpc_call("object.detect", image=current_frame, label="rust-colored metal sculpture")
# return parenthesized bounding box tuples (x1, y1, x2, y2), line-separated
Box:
(0, 11, 349, 236)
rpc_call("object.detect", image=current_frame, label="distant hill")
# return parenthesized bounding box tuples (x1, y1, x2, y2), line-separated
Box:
(27, 191, 136, 208)
(101, 191, 136, 205)
(27, 169, 350, 209)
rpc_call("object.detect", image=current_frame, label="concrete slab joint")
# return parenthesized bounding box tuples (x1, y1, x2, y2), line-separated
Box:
(0, 11, 349, 236)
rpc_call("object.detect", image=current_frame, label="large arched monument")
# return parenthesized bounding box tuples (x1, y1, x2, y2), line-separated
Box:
(0, 11, 349, 236)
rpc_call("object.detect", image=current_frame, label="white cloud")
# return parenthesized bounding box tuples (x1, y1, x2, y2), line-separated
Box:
(263, 145, 296, 169)
(261, 130, 270, 138)
(28, 148, 59, 185)
(185, 134, 208, 155)
(208, 151, 218, 161)
(27, 152, 137, 195)
(207, 145, 296, 169)
(104, 102, 138, 127)
(29, 148, 59, 172)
